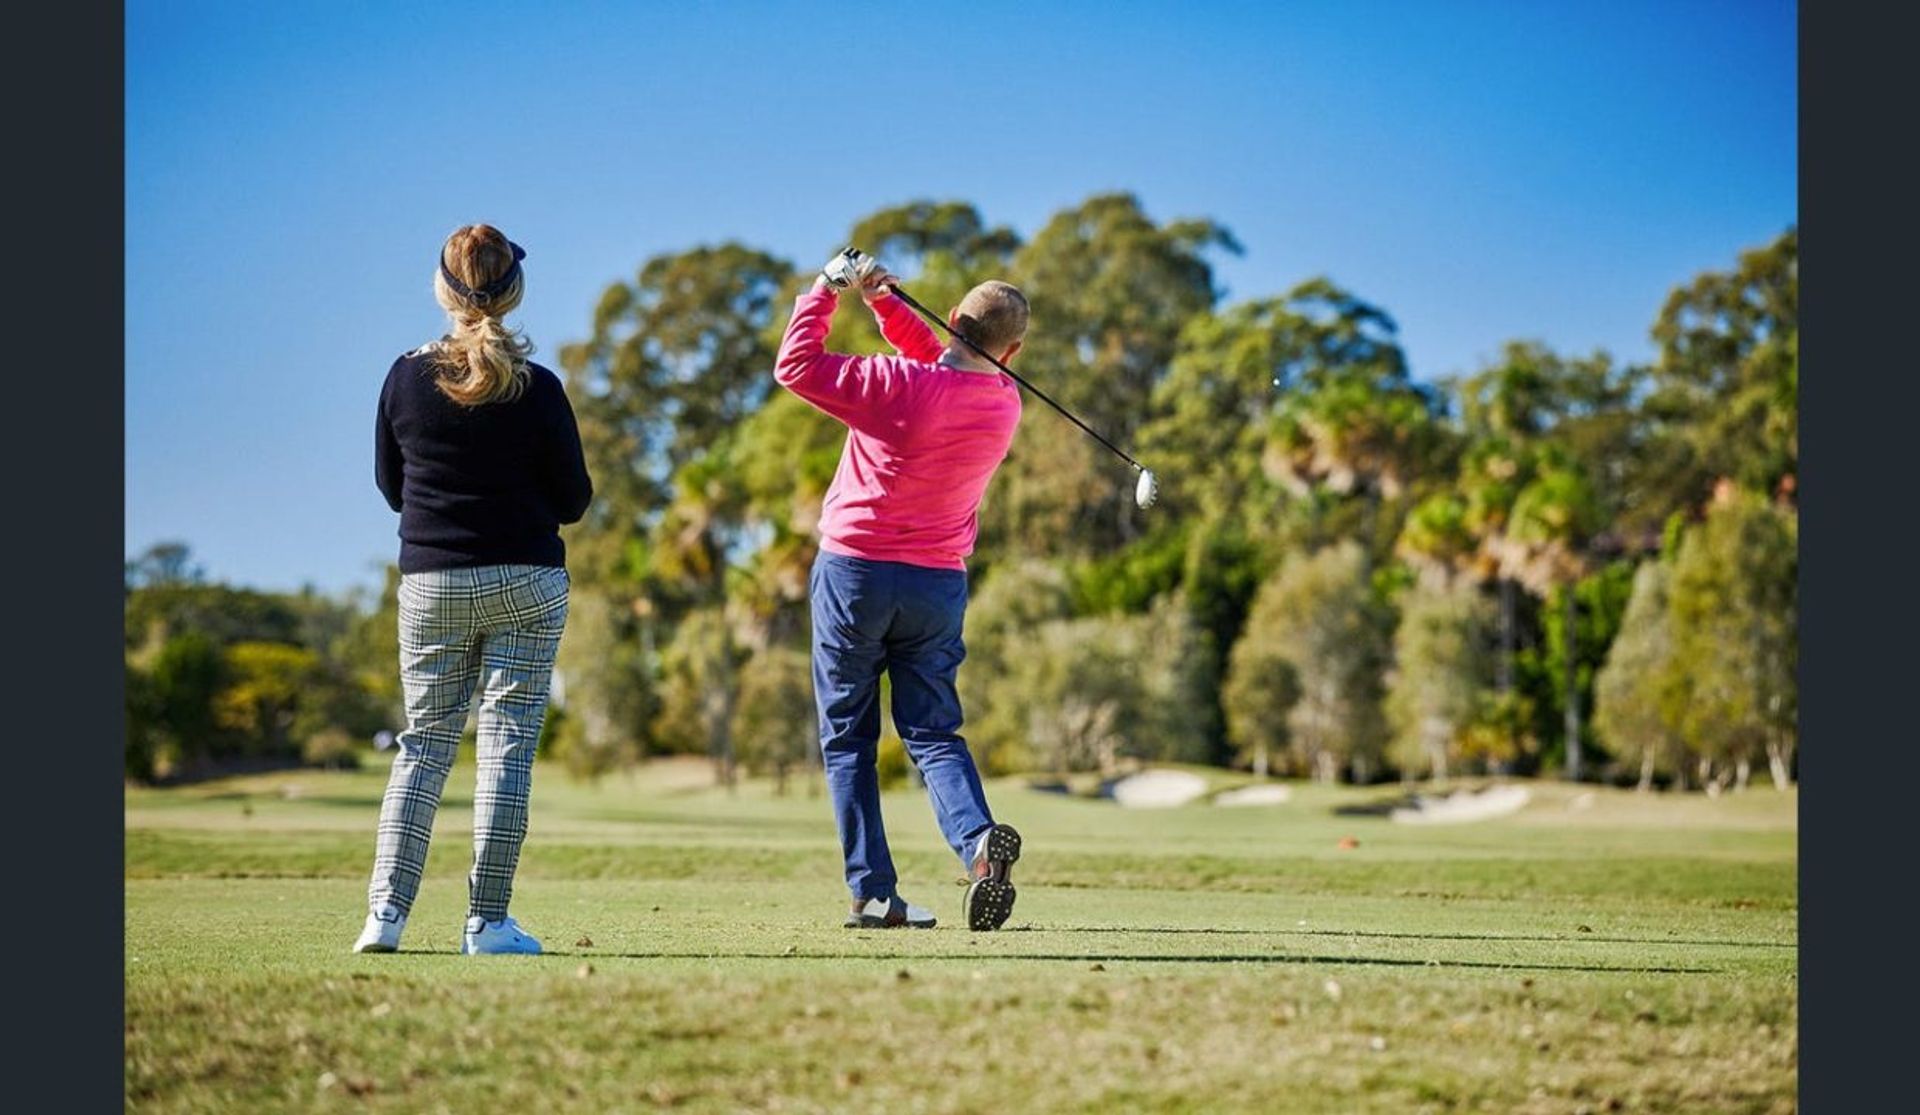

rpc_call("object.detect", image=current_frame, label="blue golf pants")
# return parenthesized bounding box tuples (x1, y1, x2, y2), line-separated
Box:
(809, 551, 995, 901)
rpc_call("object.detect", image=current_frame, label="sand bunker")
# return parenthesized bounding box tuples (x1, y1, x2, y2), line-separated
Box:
(1389, 784, 1532, 825)
(1214, 784, 1294, 807)
(1109, 769, 1210, 809)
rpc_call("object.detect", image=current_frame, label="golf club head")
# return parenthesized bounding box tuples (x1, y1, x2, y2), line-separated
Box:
(1135, 468, 1159, 509)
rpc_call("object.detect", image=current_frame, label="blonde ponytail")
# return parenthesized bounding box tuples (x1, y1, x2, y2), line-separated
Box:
(430, 225, 534, 406)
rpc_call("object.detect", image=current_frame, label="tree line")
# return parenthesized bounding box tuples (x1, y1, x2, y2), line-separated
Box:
(124, 196, 1796, 791)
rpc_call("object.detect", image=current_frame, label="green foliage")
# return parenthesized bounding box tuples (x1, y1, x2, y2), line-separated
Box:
(1644, 228, 1797, 513)
(334, 565, 402, 723)
(537, 209, 1793, 790)
(125, 540, 203, 589)
(1459, 689, 1539, 769)
(1385, 578, 1493, 780)
(550, 587, 656, 779)
(212, 642, 320, 755)
(124, 555, 388, 782)
(127, 208, 1799, 792)
(1397, 492, 1475, 577)
(1221, 632, 1298, 777)
(1539, 560, 1637, 765)
(126, 631, 223, 780)
(983, 193, 1235, 558)
(651, 608, 742, 783)
(560, 243, 795, 588)
(874, 731, 912, 790)
(1665, 492, 1797, 786)
(1137, 281, 1421, 528)
(980, 600, 1212, 775)
(965, 565, 1210, 774)
(1066, 524, 1189, 615)
(300, 727, 360, 770)
(1593, 561, 1685, 787)
(1226, 542, 1390, 781)
(1173, 522, 1269, 766)
(125, 581, 305, 651)
(732, 646, 817, 793)
(960, 560, 1074, 773)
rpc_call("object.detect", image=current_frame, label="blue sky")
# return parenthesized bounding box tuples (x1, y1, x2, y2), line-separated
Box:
(127, 0, 1796, 595)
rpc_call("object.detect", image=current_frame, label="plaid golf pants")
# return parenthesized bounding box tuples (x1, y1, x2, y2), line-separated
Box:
(367, 563, 569, 922)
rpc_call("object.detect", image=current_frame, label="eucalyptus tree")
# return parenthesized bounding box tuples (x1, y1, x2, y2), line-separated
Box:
(559, 243, 794, 587)
(1642, 228, 1798, 520)
(652, 607, 744, 786)
(1666, 489, 1797, 789)
(1385, 577, 1494, 782)
(732, 645, 817, 795)
(988, 193, 1236, 556)
(1226, 542, 1389, 782)
(1593, 561, 1684, 791)
(555, 245, 795, 767)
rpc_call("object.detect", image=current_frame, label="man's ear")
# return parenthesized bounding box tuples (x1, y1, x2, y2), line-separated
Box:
(948, 309, 963, 333)
(999, 339, 1023, 364)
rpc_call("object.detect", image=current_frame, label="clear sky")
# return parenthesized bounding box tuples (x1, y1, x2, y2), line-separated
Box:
(126, 0, 1796, 595)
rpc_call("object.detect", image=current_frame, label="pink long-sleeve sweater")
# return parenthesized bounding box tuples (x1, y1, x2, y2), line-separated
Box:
(773, 285, 1022, 571)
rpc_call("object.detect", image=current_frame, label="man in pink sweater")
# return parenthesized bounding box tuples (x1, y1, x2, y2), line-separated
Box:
(774, 250, 1026, 931)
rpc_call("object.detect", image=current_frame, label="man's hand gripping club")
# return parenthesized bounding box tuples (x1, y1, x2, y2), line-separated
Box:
(818, 247, 900, 304)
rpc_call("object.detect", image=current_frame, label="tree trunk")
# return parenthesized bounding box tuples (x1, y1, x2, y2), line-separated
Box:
(1563, 588, 1582, 782)
(1767, 738, 1791, 790)
(1735, 757, 1751, 791)
(709, 683, 739, 792)
(1637, 750, 1654, 792)
(1697, 756, 1714, 797)
(1253, 740, 1269, 780)
(1314, 750, 1338, 784)
(1497, 577, 1515, 693)
(1360, 488, 1382, 576)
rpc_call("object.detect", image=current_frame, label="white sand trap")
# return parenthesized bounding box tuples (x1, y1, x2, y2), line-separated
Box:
(1110, 769, 1210, 809)
(1390, 784, 1532, 825)
(1214, 784, 1294, 807)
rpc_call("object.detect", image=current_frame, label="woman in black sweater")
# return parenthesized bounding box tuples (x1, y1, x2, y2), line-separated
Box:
(355, 224, 592, 956)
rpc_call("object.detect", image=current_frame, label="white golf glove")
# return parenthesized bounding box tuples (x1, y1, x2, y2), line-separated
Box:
(819, 247, 878, 291)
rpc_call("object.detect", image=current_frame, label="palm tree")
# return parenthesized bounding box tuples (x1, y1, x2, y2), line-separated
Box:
(1501, 461, 1601, 780)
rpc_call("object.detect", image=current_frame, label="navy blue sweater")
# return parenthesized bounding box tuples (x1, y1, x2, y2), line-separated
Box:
(375, 346, 593, 573)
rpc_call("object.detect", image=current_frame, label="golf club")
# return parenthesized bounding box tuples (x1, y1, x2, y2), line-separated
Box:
(879, 278, 1160, 510)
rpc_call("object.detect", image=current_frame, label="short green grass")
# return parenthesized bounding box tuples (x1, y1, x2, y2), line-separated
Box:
(126, 760, 1797, 1113)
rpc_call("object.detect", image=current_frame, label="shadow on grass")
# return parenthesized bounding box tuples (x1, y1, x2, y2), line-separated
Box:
(1007, 925, 1796, 950)
(524, 949, 1718, 974)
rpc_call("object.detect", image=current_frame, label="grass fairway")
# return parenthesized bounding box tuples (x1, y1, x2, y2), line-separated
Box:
(125, 761, 1796, 1113)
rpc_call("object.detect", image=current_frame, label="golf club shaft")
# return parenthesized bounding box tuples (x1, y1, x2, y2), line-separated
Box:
(884, 284, 1145, 473)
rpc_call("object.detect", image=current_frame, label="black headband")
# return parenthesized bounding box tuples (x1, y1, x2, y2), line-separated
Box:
(440, 240, 526, 308)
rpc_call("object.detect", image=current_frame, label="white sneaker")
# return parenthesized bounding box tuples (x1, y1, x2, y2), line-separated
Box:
(844, 896, 937, 928)
(352, 909, 406, 953)
(462, 915, 543, 955)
